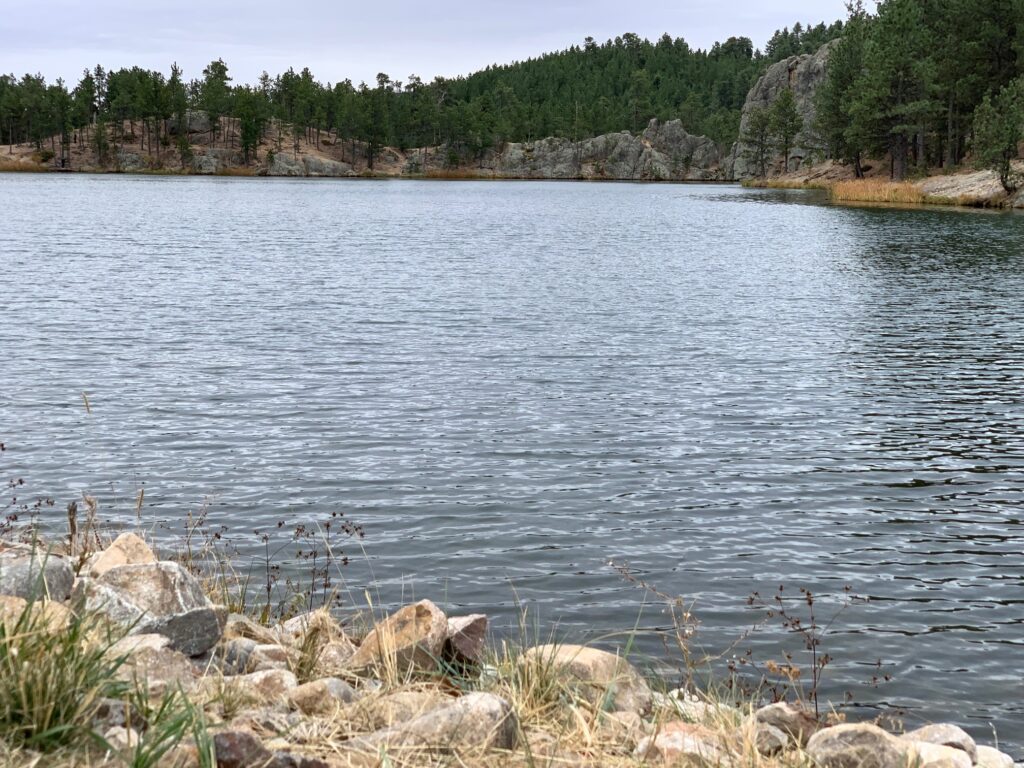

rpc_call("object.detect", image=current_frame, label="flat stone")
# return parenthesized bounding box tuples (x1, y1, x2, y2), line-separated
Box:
(520, 644, 652, 715)
(287, 677, 358, 715)
(806, 723, 910, 768)
(73, 562, 223, 656)
(902, 724, 978, 763)
(348, 599, 448, 673)
(754, 701, 820, 746)
(977, 745, 1016, 768)
(89, 532, 157, 577)
(109, 632, 172, 656)
(349, 692, 517, 754)
(635, 721, 730, 764)
(0, 543, 74, 601)
(445, 614, 488, 664)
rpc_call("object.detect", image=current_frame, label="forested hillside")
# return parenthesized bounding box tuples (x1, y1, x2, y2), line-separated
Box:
(815, 0, 1024, 183)
(0, 21, 842, 169)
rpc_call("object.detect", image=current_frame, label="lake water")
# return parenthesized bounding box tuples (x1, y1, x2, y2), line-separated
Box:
(2, 175, 1023, 750)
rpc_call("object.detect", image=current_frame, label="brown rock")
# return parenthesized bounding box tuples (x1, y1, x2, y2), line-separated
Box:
(635, 721, 730, 764)
(753, 720, 790, 755)
(348, 600, 448, 673)
(213, 730, 272, 768)
(287, 677, 358, 715)
(349, 692, 517, 754)
(116, 645, 200, 698)
(806, 723, 910, 768)
(902, 724, 978, 763)
(315, 639, 356, 676)
(89, 532, 157, 577)
(520, 644, 652, 715)
(0, 595, 71, 632)
(754, 701, 820, 746)
(445, 614, 488, 664)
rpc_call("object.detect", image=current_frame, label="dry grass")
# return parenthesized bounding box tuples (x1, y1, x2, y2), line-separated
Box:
(829, 179, 925, 204)
(741, 178, 830, 190)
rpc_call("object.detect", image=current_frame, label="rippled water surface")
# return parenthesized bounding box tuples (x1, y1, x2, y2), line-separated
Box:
(2, 175, 1023, 748)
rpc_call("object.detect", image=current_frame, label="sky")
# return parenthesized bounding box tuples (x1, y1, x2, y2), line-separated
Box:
(2, 0, 849, 87)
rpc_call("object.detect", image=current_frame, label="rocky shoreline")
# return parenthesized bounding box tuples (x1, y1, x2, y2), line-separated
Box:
(0, 535, 1020, 767)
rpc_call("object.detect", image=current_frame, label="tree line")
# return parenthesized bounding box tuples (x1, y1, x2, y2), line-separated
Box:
(0, 22, 844, 168)
(814, 0, 1024, 186)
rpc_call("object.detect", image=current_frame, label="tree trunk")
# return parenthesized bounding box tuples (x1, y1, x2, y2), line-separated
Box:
(892, 134, 908, 180)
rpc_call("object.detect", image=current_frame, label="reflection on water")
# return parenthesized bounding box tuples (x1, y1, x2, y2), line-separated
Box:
(1, 176, 1023, 749)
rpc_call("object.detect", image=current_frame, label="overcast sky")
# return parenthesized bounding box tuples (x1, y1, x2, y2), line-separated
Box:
(3, 1, 849, 87)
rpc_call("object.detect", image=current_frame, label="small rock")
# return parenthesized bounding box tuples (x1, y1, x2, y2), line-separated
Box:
(278, 609, 342, 641)
(109, 632, 172, 656)
(235, 669, 299, 701)
(73, 562, 223, 656)
(116, 645, 200, 698)
(653, 691, 736, 724)
(597, 709, 648, 748)
(520, 644, 652, 715)
(806, 723, 910, 768)
(754, 721, 790, 755)
(340, 689, 450, 731)
(104, 726, 141, 751)
(315, 639, 356, 675)
(218, 637, 259, 674)
(250, 644, 291, 671)
(902, 724, 978, 763)
(0, 543, 74, 601)
(89, 532, 156, 577)
(287, 677, 358, 715)
(213, 729, 271, 768)
(907, 741, 974, 768)
(223, 614, 279, 645)
(349, 692, 517, 753)
(977, 745, 1016, 768)
(635, 721, 729, 764)
(93, 698, 129, 731)
(348, 599, 448, 673)
(445, 614, 488, 664)
(755, 701, 820, 746)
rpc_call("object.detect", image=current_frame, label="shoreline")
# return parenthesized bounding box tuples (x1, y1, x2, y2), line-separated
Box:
(1, 528, 1021, 767)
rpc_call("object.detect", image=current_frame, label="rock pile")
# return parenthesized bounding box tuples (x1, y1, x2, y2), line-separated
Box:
(0, 535, 1019, 768)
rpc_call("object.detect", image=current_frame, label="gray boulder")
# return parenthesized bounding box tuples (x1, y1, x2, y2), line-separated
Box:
(165, 109, 211, 136)
(302, 156, 354, 177)
(806, 724, 910, 768)
(72, 562, 223, 656)
(0, 543, 74, 601)
(729, 41, 835, 179)
(268, 153, 305, 176)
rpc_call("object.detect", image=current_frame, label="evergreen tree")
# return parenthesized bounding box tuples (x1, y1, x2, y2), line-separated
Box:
(769, 88, 804, 171)
(972, 76, 1024, 192)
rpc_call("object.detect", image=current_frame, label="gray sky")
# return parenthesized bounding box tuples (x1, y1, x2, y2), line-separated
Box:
(3, 1, 848, 87)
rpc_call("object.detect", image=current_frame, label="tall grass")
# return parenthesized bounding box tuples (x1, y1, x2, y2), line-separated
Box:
(0, 598, 129, 750)
(829, 179, 925, 204)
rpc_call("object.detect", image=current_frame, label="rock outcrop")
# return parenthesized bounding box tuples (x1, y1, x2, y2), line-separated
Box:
(730, 41, 835, 179)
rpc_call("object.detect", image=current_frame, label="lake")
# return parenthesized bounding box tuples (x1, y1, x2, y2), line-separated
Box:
(2, 174, 1023, 750)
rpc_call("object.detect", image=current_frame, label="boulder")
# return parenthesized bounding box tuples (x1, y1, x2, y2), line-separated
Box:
(806, 723, 910, 768)
(268, 153, 305, 176)
(0, 543, 74, 601)
(349, 692, 517, 754)
(347, 599, 448, 673)
(445, 614, 488, 664)
(635, 721, 730, 764)
(754, 721, 790, 756)
(754, 701, 820, 746)
(906, 741, 974, 768)
(302, 156, 354, 177)
(89, 532, 156, 577)
(976, 746, 1015, 768)
(519, 644, 652, 715)
(287, 677, 357, 715)
(902, 724, 977, 763)
(223, 614, 279, 645)
(0, 594, 71, 632)
(73, 562, 224, 656)
(314, 639, 356, 676)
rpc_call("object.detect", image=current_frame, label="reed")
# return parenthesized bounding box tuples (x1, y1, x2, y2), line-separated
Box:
(829, 179, 925, 204)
